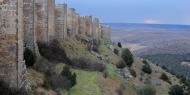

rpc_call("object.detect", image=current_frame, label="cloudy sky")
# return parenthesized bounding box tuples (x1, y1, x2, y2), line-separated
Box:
(56, 0, 190, 25)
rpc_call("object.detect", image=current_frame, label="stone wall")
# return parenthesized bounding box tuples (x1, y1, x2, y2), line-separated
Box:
(0, 0, 26, 89)
(55, 4, 65, 38)
(48, 0, 55, 41)
(23, 0, 35, 50)
(67, 8, 77, 37)
(0, 0, 111, 90)
(35, 0, 48, 42)
(101, 25, 111, 41)
(92, 18, 100, 40)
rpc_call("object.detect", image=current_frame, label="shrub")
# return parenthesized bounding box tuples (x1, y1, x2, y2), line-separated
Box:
(24, 48, 36, 68)
(142, 63, 152, 74)
(121, 48, 134, 67)
(114, 48, 119, 55)
(116, 60, 126, 69)
(118, 42, 122, 48)
(138, 85, 156, 95)
(73, 57, 105, 72)
(129, 68, 137, 78)
(37, 40, 72, 65)
(160, 73, 171, 84)
(169, 85, 184, 95)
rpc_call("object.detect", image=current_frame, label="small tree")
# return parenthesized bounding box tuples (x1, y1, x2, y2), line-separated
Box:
(142, 63, 152, 74)
(24, 48, 36, 68)
(121, 48, 134, 67)
(118, 42, 122, 48)
(169, 85, 184, 95)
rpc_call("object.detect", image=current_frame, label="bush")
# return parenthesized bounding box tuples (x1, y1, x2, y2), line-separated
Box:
(142, 63, 152, 74)
(37, 40, 72, 65)
(0, 81, 26, 95)
(160, 73, 171, 84)
(121, 48, 134, 67)
(114, 48, 119, 55)
(73, 57, 105, 72)
(138, 85, 156, 95)
(24, 48, 36, 68)
(118, 42, 122, 48)
(116, 60, 126, 69)
(129, 68, 137, 78)
(169, 85, 184, 95)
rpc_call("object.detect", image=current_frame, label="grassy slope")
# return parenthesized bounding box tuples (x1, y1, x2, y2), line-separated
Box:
(27, 37, 180, 95)
(69, 70, 102, 95)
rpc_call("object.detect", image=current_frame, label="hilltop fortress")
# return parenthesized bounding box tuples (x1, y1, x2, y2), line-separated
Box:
(0, 0, 111, 90)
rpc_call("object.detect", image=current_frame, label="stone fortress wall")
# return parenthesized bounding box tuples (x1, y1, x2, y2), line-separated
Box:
(0, 0, 111, 90)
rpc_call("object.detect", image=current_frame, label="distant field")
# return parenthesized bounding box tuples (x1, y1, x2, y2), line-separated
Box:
(109, 23, 190, 77)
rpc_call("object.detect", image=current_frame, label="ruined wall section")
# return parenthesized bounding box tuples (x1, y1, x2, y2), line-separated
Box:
(35, 0, 48, 42)
(0, 0, 26, 89)
(79, 16, 86, 36)
(48, 0, 55, 41)
(55, 4, 68, 38)
(92, 18, 100, 40)
(55, 4, 65, 38)
(101, 25, 111, 41)
(23, 0, 35, 50)
(85, 16, 93, 37)
(67, 8, 77, 37)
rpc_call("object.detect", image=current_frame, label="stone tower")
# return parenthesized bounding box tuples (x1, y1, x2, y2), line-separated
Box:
(35, 0, 48, 42)
(0, 0, 27, 89)
(23, 0, 35, 50)
(55, 4, 67, 38)
(48, 0, 55, 41)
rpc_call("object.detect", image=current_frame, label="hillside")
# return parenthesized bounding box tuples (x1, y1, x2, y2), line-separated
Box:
(26, 37, 180, 95)
(142, 54, 190, 77)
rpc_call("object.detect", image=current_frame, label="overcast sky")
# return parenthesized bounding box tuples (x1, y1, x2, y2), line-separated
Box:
(56, 0, 190, 25)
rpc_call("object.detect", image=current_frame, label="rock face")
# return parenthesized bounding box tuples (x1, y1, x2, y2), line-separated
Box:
(0, 0, 27, 89)
(0, 0, 111, 90)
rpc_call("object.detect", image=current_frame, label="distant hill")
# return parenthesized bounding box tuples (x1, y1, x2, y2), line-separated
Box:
(109, 23, 190, 78)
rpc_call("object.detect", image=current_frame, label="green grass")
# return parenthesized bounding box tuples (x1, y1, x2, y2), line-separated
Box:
(106, 64, 117, 77)
(69, 70, 102, 95)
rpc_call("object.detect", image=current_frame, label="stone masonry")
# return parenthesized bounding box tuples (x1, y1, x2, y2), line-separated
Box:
(0, 0, 26, 89)
(55, 3, 68, 39)
(0, 0, 111, 90)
